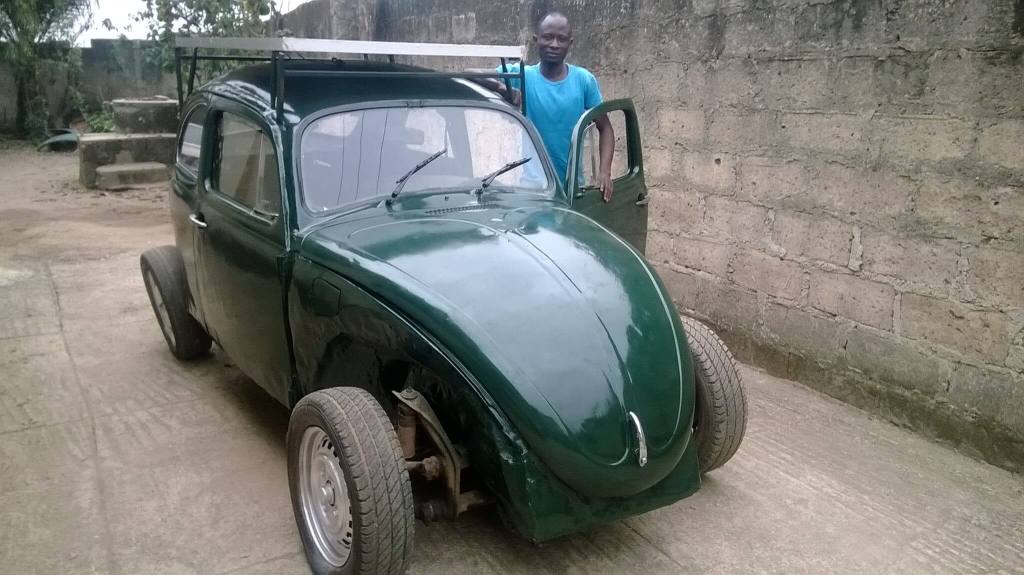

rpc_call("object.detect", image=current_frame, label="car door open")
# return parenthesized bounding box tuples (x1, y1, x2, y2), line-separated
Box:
(565, 99, 649, 254)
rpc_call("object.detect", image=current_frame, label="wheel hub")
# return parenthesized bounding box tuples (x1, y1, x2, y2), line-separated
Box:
(299, 426, 353, 567)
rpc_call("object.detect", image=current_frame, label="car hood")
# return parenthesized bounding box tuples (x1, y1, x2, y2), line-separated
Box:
(301, 203, 694, 498)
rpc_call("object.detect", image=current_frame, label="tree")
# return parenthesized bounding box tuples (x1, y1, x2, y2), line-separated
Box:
(139, 0, 276, 72)
(0, 0, 93, 139)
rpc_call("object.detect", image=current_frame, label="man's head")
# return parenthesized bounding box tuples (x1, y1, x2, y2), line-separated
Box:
(534, 12, 572, 65)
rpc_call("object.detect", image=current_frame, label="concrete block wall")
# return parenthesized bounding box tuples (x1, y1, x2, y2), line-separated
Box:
(284, 0, 1024, 472)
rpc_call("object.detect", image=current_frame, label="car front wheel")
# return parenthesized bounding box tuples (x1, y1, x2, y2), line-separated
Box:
(682, 315, 748, 473)
(287, 387, 414, 575)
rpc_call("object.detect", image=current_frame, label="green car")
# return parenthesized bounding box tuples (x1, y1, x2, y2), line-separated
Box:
(141, 37, 746, 575)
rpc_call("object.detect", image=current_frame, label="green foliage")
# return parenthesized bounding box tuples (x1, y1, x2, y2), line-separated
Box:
(138, 0, 278, 79)
(0, 0, 92, 140)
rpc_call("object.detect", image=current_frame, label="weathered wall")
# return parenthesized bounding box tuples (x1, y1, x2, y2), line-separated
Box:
(0, 39, 175, 132)
(283, 0, 1024, 472)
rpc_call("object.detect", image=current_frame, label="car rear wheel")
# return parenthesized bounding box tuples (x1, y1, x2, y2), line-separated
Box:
(140, 246, 211, 360)
(682, 316, 747, 473)
(288, 387, 414, 575)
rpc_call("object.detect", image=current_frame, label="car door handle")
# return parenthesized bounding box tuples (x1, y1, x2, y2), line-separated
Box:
(635, 195, 650, 206)
(188, 213, 208, 229)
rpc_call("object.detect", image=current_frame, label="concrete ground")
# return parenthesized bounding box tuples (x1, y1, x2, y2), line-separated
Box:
(0, 142, 1021, 574)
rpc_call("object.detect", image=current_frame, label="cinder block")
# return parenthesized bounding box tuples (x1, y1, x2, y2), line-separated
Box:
(926, 51, 1024, 117)
(646, 230, 674, 265)
(844, 326, 951, 396)
(808, 271, 895, 330)
(834, 55, 931, 114)
(704, 58, 758, 108)
(911, 176, 1024, 244)
(979, 120, 1024, 172)
(78, 133, 176, 188)
(656, 109, 704, 145)
(772, 210, 852, 266)
(762, 303, 848, 365)
(731, 249, 803, 300)
(759, 58, 832, 110)
(781, 112, 868, 157)
(653, 264, 760, 334)
(708, 110, 780, 153)
(645, 147, 673, 180)
(948, 362, 1024, 436)
(807, 163, 913, 226)
(901, 294, 1010, 363)
(650, 189, 701, 234)
(969, 247, 1024, 308)
(873, 116, 974, 163)
(861, 231, 959, 293)
(737, 158, 809, 205)
(701, 196, 769, 246)
(671, 236, 732, 277)
(679, 152, 737, 193)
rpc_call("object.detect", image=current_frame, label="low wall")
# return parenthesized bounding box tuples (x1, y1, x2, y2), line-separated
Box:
(0, 39, 176, 132)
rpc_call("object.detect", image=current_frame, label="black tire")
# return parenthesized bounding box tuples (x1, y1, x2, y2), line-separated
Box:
(140, 246, 212, 360)
(682, 316, 747, 473)
(287, 387, 414, 575)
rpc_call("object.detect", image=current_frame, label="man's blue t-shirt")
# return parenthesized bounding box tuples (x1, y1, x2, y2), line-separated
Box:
(501, 63, 603, 183)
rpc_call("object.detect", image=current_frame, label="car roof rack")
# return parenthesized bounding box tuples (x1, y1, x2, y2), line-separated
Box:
(174, 36, 528, 124)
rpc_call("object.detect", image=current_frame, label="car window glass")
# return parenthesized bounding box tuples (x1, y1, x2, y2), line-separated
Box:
(215, 113, 280, 216)
(301, 106, 549, 213)
(178, 105, 206, 173)
(580, 110, 629, 188)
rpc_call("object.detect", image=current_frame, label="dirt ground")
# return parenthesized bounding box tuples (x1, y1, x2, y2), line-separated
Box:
(0, 142, 1022, 574)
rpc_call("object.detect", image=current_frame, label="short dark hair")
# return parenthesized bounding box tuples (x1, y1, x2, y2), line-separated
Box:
(536, 11, 572, 35)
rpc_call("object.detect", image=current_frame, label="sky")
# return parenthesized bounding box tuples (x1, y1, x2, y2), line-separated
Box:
(77, 0, 315, 46)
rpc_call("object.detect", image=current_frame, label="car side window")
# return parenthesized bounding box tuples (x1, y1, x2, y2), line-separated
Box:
(177, 104, 206, 174)
(213, 112, 281, 216)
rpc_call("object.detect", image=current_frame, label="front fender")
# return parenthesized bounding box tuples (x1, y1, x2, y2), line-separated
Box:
(299, 205, 695, 498)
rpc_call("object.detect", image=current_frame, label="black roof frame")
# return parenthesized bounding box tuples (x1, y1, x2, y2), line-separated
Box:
(173, 37, 527, 125)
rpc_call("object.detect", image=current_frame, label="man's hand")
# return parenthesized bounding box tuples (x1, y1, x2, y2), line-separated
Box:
(505, 87, 522, 107)
(599, 171, 614, 202)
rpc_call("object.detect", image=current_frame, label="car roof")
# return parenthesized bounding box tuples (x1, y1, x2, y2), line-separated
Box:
(200, 60, 505, 123)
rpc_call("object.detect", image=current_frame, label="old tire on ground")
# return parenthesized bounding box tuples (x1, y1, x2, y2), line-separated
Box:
(682, 315, 747, 473)
(287, 387, 414, 575)
(140, 246, 212, 360)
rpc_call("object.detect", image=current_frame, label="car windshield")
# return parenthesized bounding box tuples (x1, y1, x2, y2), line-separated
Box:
(300, 106, 551, 212)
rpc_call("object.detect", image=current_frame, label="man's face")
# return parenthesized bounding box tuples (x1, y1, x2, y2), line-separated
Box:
(534, 16, 572, 65)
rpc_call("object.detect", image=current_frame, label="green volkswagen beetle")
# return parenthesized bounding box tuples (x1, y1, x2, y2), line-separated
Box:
(141, 37, 746, 575)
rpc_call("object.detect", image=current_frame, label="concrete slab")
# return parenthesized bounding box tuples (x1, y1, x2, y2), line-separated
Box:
(0, 482, 111, 574)
(111, 98, 178, 134)
(95, 162, 169, 190)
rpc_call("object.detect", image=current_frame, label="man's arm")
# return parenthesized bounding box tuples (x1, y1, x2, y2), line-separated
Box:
(467, 70, 522, 106)
(594, 113, 615, 201)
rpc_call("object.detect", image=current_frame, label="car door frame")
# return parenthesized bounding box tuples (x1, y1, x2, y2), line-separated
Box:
(564, 99, 649, 254)
(171, 97, 215, 326)
(192, 95, 295, 404)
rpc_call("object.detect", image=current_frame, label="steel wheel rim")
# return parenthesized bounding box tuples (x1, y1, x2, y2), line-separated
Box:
(299, 425, 353, 567)
(145, 269, 176, 348)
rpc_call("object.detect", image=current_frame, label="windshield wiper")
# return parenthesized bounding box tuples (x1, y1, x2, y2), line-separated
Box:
(387, 147, 448, 206)
(479, 156, 532, 189)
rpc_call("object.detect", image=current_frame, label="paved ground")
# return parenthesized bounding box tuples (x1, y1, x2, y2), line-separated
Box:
(0, 143, 1022, 574)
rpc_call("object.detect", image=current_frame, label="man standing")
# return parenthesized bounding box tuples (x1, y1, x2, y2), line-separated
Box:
(490, 12, 615, 200)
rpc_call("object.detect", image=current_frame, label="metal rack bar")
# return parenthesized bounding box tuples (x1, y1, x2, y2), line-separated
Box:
(175, 36, 524, 59)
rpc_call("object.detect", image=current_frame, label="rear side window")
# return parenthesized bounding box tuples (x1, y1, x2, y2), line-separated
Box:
(213, 113, 281, 216)
(177, 105, 206, 174)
